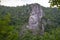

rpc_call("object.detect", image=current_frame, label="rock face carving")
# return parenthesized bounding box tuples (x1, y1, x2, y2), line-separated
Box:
(28, 3, 44, 35)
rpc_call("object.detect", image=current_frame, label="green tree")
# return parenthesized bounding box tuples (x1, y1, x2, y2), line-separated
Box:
(0, 13, 18, 40)
(49, 0, 60, 8)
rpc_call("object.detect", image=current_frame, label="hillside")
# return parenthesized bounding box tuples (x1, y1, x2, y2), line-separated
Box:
(0, 3, 60, 40)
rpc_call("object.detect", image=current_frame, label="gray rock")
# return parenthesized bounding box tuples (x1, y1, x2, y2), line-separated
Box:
(28, 3, 45, 35)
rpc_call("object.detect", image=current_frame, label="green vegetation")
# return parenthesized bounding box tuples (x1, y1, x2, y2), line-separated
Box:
(0, 4, 60, 40)
(49, 0, 60, 8)
(0, 13, 18, 40)
(20, 27, 60, 40)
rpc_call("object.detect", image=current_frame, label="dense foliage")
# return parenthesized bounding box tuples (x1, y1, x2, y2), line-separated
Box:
(0, 13, 18, 40)
(49, 0, 60, 8)
(0, 4, 60, 40)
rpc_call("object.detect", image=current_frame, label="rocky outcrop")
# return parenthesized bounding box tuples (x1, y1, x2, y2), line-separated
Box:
(28, 3, 45, 35)
(20, 3, 45, 35)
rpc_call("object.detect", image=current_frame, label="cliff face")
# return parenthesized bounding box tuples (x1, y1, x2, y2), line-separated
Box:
(20, 3, 45, 35)
(28, 3, 44, 35)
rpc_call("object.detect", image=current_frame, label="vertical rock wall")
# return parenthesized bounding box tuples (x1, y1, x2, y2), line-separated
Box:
(28, 3, 44, 35)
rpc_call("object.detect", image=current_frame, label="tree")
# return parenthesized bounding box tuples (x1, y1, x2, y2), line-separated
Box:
(49, 0, 60, 8)
(0, 13, 18, 40)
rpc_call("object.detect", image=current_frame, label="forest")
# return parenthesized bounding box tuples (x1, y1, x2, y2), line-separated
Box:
(0, 3, 60, 40)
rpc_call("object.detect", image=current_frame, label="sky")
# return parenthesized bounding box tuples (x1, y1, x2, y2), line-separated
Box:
(0, 0, 50, 7)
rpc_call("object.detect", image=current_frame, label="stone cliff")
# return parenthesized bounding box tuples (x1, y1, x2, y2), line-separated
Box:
(20, 3, 45, 35)
(28, 3, 45, 35)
